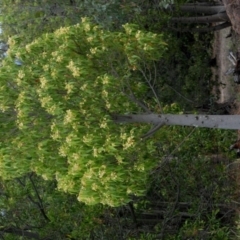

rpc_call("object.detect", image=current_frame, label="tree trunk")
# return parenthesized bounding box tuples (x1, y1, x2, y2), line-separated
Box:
(171, 12, 229, 23)
(179, 5, 225, 14)
(170, 21, 231, 32)
(181, 2, 224, 6)
(113, 114, 240, 130)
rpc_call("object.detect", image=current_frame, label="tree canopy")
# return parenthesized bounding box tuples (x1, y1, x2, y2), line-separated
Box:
(0, 18, 167, 206)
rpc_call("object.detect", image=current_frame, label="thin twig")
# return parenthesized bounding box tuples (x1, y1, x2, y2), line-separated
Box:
(152, 127, 196, 174)
(141, 123, 165, 140)
(123, 69, 152, 113)
(16, 174, 50, 222)
(29, 174, 49, 221)
(126, 93, 152, 113)
(139, 65, 163, 112)
(165, 83, 195, 103)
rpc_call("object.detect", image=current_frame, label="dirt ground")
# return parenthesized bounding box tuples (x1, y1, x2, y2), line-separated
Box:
(220, 0, 240, 118)
(212, 26, 234, 104)
(212, 26, 240, 133)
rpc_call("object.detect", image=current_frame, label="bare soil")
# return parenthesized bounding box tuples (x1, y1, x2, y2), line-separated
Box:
(215, 0, 240, 115)
(212, 26, 234, 103)
(223, 0, 240, 36)
(212, 26, 240, 132)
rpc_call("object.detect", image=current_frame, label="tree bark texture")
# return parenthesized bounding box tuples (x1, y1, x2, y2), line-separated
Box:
(179, 5, 225, 14)
(171, 12, 229, 23)
(113, 114, 240, 130)
(170, 21, 231, 32)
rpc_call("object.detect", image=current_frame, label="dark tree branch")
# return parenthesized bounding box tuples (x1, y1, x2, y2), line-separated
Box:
(16, 175, 49, 222)
(128, 202, 138, 227)
(141, 123, 165, 140)
(28, 173, 50, 222)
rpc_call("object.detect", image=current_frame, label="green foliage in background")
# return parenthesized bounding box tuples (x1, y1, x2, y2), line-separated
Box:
(0, 0, 238, 239)
(0, 0, 145, 45)
(0, 174, 106, 239)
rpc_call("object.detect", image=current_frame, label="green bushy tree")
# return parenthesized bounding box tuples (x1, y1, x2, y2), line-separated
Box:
(0, 18, 167, 206)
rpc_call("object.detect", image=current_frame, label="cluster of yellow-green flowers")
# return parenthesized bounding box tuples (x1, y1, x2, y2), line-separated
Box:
(0, 18, 167, 206)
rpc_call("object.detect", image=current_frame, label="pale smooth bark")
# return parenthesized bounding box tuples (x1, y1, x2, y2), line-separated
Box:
(113, 114, 240, 130)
